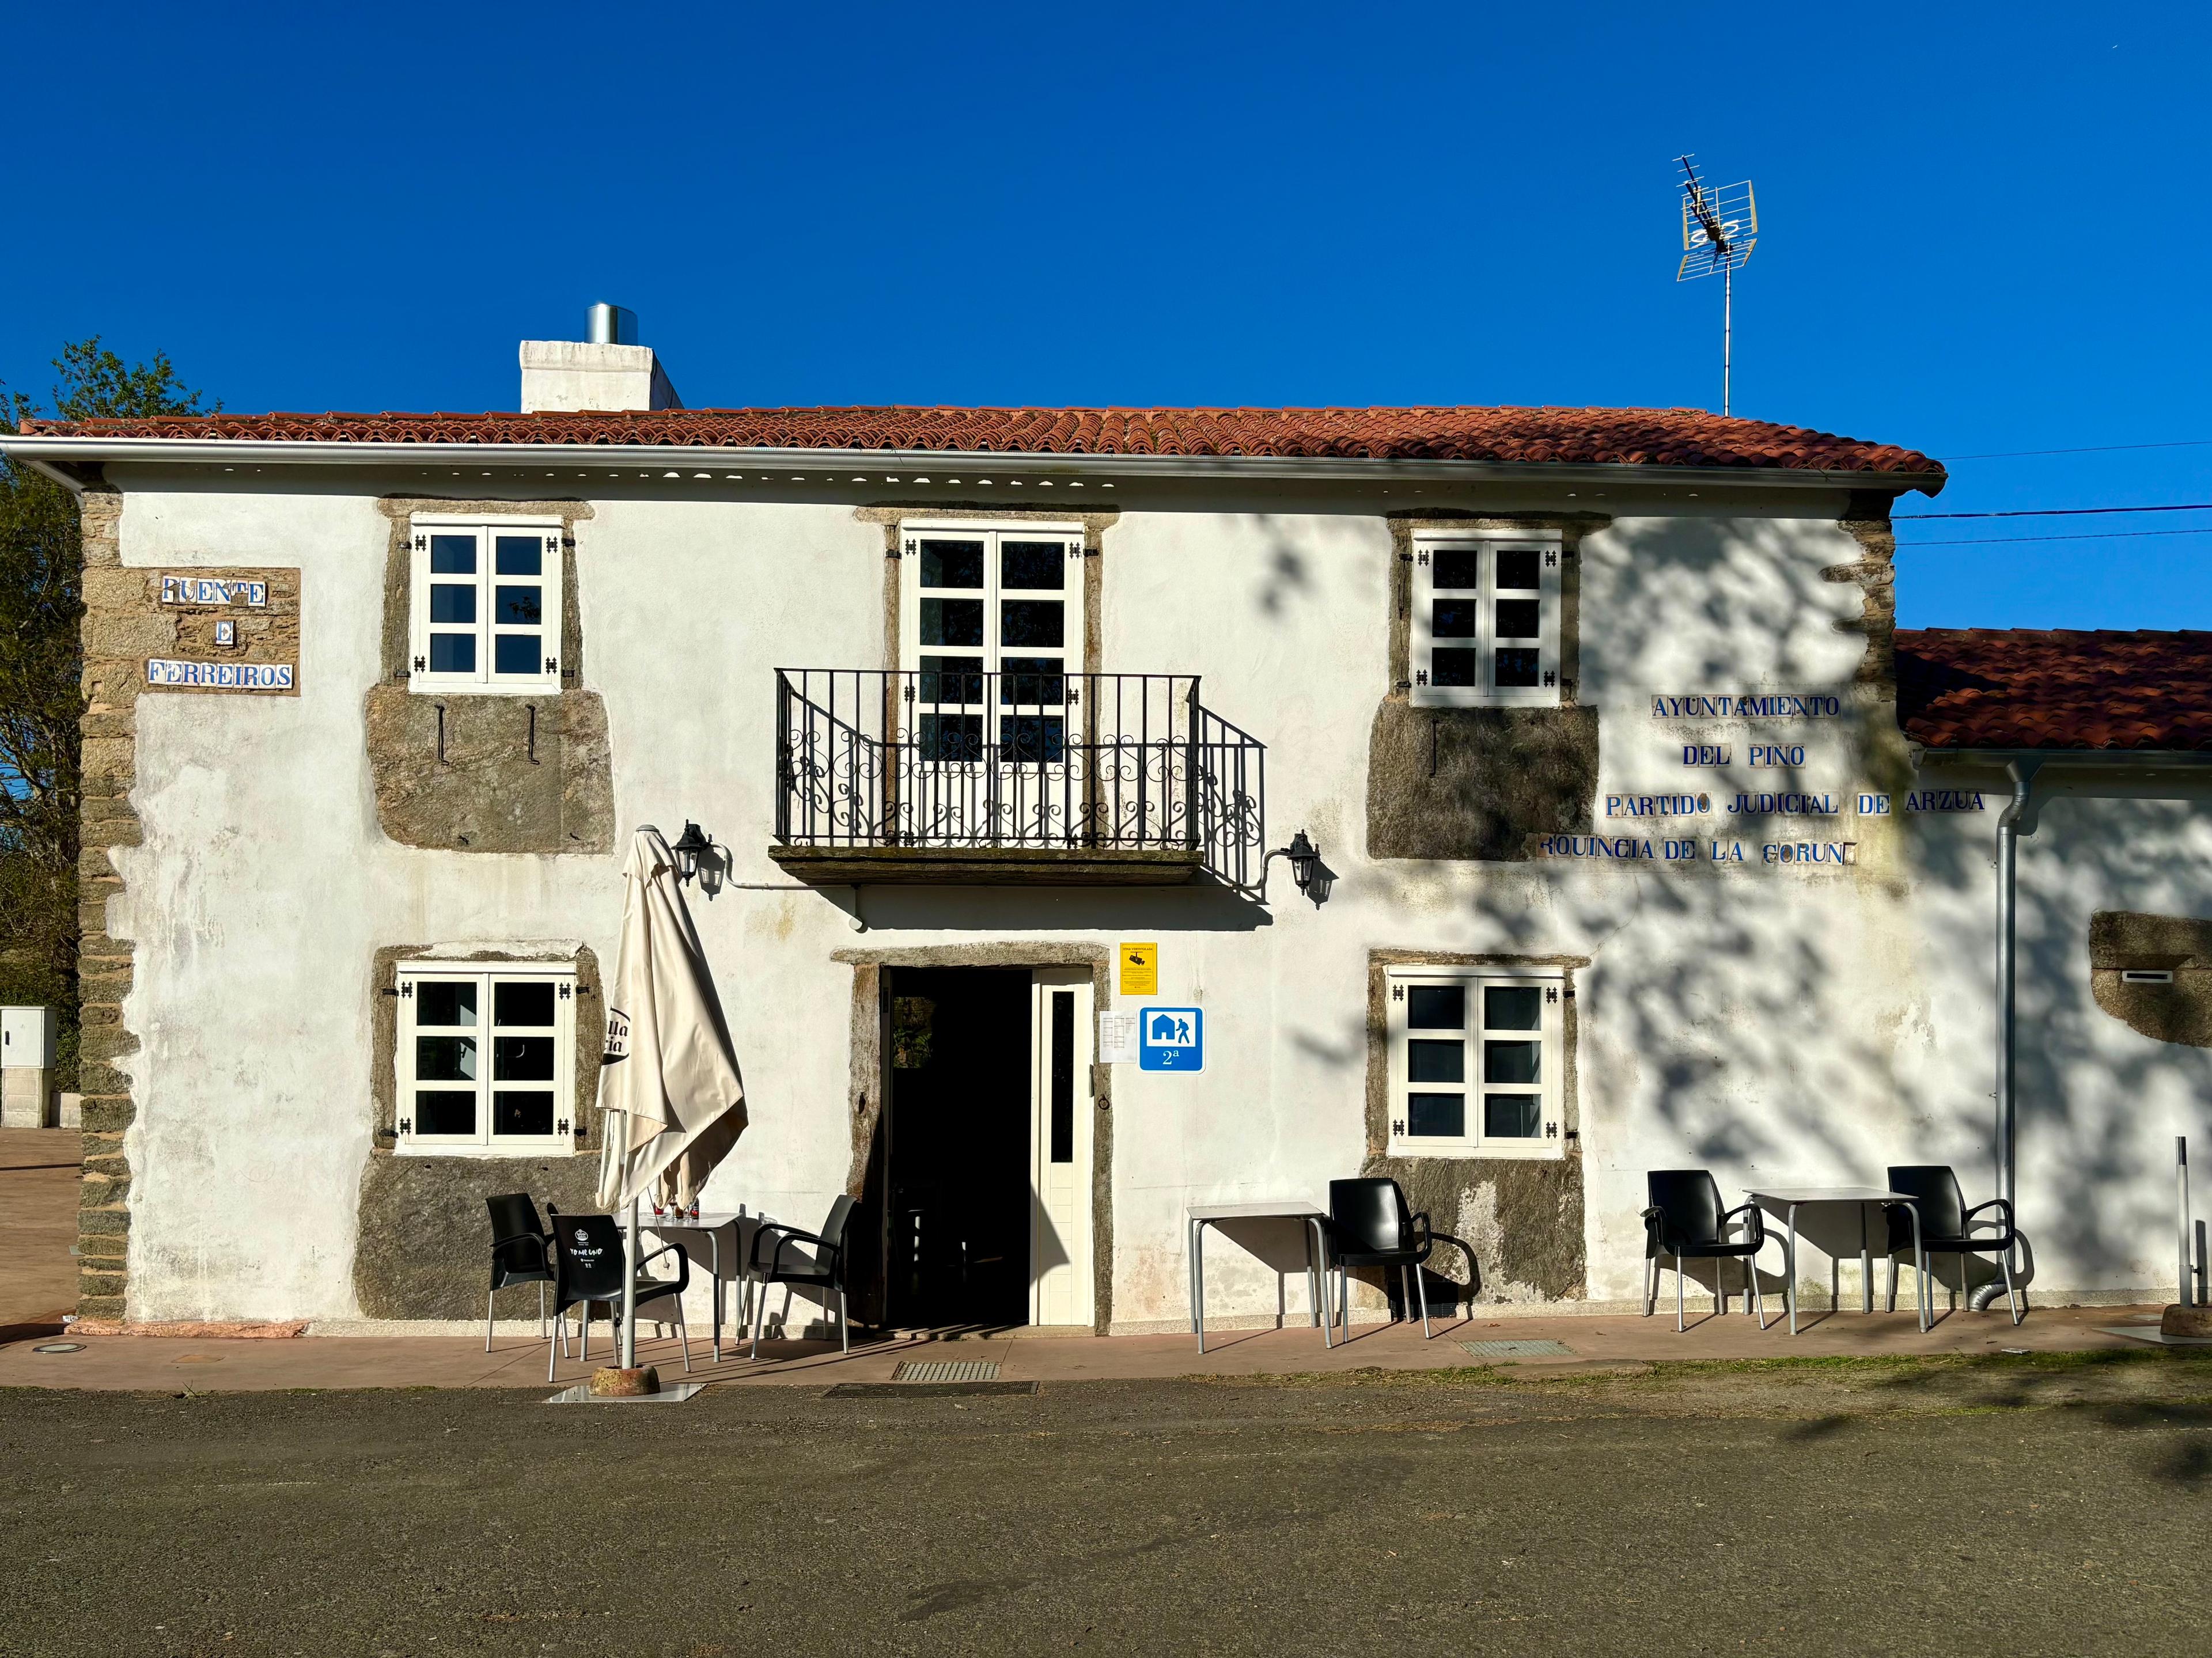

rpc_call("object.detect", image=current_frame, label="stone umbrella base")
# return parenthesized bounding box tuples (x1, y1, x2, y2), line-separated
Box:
(2161, 1304, 2212, 1338)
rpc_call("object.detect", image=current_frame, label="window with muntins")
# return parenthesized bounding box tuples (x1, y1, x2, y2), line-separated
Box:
(409, 518, 563, 693)
(1410, 532, 1561, 708)
(1385, 966, 1563, 1158)
(898, 522, 1087, 762)
(396, 963, 576, 1154)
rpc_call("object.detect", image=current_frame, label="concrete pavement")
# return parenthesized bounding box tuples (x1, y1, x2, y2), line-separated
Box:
(0, 1128, 77, 1334)
(0, 1300, 2172, 1394)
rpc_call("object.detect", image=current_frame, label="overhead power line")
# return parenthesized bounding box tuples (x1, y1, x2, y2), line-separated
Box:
(1896, 501, 2212, 521)
(1945, 439, 2212, 460)
(1895, 526, 2212, 547)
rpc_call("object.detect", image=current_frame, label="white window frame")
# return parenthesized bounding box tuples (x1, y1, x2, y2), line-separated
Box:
(897, 519, 1089, 682)
(395, 961, 577, 1156)
(1410, 530, 1562, 709)
(1385, 964, 1565, 1159)
(408, 516, 565, 695)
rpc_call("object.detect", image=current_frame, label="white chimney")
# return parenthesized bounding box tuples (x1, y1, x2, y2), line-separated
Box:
(520, 304, 683, 413)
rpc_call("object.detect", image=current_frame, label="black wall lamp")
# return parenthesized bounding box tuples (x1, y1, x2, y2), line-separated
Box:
(1267, 830, 1331, 905)
(670, 821, 713, 886)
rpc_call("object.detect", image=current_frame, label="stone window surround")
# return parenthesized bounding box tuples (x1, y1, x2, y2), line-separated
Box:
(370, 943, 605, 1157)
(1382, 961, 1569, 1159)
(366, 497, 612, 856)
(855, 506, 1119, 676)
(1386, 514, 1595, 707)
(1407, 527, 1565, 710)
(834, 942, 1115, 1334)
(1365, 948, 1586, 1159)
(393, 958, 579, 1155)
(376, 497, 590, 689)
(404, 514, 567, 695)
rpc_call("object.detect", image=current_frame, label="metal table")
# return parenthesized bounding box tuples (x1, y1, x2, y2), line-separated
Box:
(1187, 1201, 1332, 1353)
(618, 1210, 761, 1360)
(1747, 1186, 1928, 1335)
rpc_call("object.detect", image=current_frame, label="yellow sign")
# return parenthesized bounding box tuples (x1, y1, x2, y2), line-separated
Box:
(1119, 942, 1158, 998)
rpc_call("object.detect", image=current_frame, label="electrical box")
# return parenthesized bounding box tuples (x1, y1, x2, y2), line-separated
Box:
(2, 1006, 56, 1069)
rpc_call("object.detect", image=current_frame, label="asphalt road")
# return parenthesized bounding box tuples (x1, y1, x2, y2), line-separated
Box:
(2, 1359, 2207, 1657)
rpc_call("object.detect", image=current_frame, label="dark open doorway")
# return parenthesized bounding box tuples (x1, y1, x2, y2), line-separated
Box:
(868, 968, 1032, 1330)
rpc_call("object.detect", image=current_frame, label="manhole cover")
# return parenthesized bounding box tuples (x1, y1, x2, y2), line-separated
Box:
(891, 1359, 1001, 1383)
(1460, 1339, 1576, 1359)
(31, 1342, 84, 1355)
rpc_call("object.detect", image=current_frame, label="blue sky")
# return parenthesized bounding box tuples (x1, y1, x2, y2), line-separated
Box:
(5, 2, 2208, 630)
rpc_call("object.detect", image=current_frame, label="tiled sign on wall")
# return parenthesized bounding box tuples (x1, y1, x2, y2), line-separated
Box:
(140, 568, 301, 696)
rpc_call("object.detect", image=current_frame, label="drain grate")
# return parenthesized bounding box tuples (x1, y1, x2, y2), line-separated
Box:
(826, 1380, 1038, 1398)
(892, 1359, 1001, 1383)
(1460, 1339, 1577, 1359)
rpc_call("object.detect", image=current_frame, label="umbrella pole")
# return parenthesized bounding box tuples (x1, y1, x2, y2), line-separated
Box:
(622, 1196, 639, 1371)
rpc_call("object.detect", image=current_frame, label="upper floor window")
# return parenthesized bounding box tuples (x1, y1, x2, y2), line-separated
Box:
(397, 961, 576, 1154)
(1385, 965, 1564, 1158)
(1410, 531, 1560, 709)
(897, 522, 1088, 759)
(410, 517, 563, 694)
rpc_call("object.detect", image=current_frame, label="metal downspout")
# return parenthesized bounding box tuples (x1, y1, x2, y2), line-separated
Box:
(1977, 760, 2040, 1312)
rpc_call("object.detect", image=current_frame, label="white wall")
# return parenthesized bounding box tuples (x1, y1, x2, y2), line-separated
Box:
(105, 475, 2212, 1322)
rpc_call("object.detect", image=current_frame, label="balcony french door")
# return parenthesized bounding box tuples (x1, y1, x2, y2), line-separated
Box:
(897, 525, 1086, 844)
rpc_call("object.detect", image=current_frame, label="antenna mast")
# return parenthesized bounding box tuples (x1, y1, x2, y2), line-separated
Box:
(1675, 155, 1758, 416)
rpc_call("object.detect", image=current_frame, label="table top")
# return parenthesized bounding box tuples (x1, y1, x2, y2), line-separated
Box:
(1747, 1187, 1912, 1205)
(1188, 1201, 1325, 1222)
(619, 1211, 747, 1230)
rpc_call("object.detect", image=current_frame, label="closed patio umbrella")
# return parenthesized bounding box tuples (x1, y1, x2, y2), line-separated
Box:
(596, 825, 748, 1370)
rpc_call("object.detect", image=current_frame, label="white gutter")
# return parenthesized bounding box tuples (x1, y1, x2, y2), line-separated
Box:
(0, 432, 1945, 496)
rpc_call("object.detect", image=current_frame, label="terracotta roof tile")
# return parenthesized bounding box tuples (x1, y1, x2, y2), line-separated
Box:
(19, 404, 1943, 479)
(1897, 628, 2212, 752)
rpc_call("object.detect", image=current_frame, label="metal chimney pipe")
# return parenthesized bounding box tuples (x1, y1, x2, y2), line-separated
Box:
(586, 303, 638, 346)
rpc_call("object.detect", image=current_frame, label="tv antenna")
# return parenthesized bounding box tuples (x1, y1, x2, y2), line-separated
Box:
(1675, 155, 1758, 416)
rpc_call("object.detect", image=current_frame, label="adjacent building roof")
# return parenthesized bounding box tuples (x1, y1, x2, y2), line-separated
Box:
(1897, 628, 2212, 752)
(16, 404, 1943, 479)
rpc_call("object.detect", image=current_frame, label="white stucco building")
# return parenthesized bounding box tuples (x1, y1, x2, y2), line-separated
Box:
(9, 319, 2209, 1337)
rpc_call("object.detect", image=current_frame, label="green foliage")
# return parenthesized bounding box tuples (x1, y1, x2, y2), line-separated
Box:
(0, 340, 214, 1088)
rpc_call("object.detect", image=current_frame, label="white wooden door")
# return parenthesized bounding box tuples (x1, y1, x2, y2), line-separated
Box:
(1029, 968, 1095, 1327)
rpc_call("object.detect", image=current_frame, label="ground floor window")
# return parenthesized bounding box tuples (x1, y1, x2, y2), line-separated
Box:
(1385, 965, 1563, 1158)
(396, 962, 575, 1154)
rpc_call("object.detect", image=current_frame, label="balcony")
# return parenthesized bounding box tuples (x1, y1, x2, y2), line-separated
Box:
(771, 670, 1266, 894)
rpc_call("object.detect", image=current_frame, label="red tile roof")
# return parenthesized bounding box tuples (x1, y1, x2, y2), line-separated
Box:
(1897, 628, 2212, 752)
(18, 405, 1943, 479)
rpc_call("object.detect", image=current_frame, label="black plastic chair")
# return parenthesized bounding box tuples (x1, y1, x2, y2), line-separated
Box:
(485, 1192, 555, 1353)
(1325, 1178, 1442, 1340)
(547, 1212, 692, 1382)
(1885, 1164, 2022, 1325)
(1642, 1170, 1767, 1331)
(749, 1194, 856, 1357)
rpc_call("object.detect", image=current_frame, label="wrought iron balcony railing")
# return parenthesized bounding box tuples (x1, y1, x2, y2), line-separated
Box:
(774, 669, 1267, 895)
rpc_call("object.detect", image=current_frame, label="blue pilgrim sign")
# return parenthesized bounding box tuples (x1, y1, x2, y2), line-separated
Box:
(1138, 1006, 1204, 1073)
